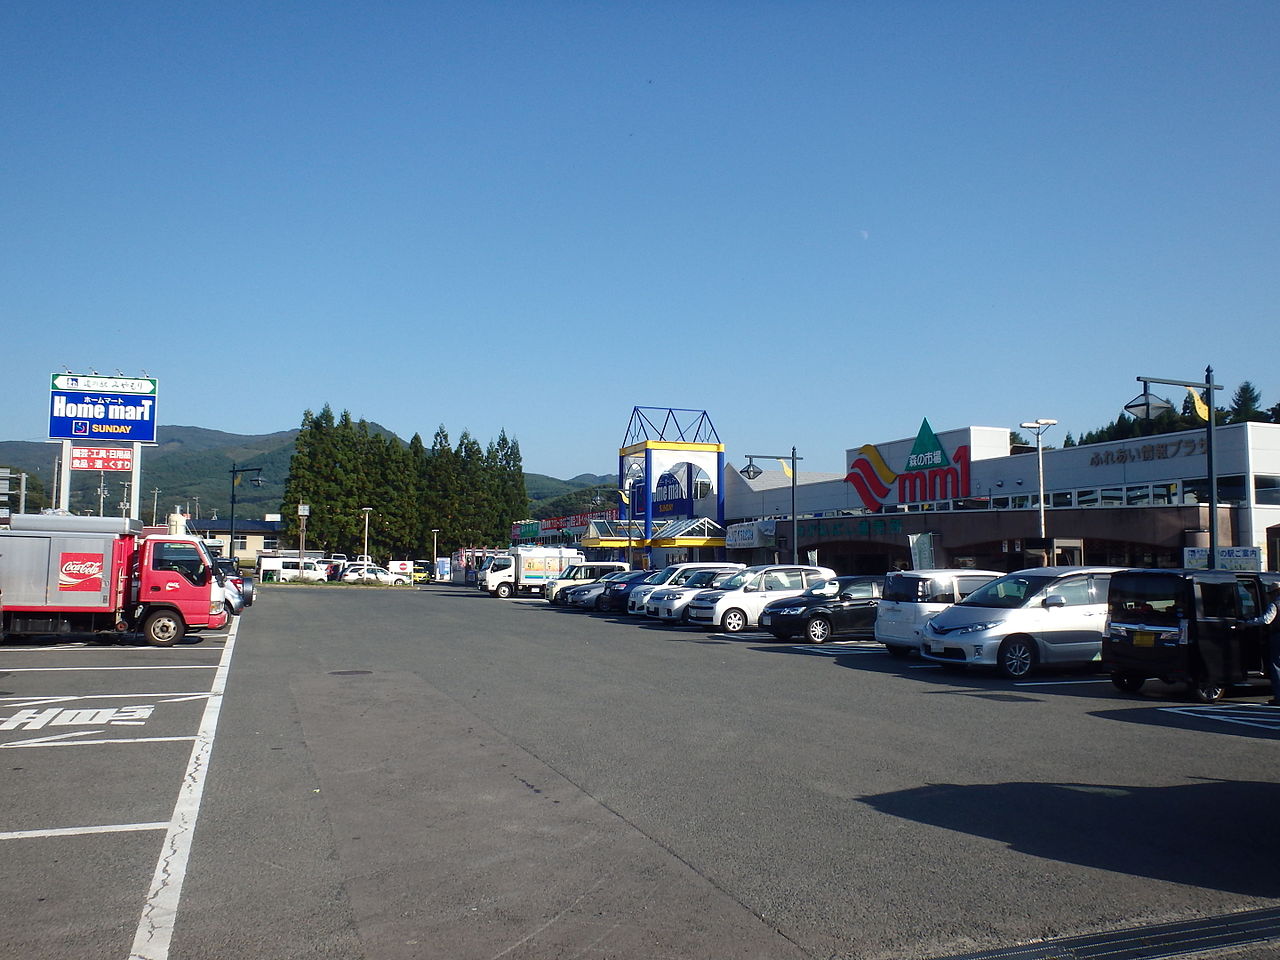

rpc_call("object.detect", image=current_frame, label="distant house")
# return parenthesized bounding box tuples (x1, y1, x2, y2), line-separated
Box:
(188, 517, 283, 565)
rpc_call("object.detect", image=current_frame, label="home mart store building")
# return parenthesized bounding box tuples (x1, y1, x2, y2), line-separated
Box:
(724, 420, 1280, 574)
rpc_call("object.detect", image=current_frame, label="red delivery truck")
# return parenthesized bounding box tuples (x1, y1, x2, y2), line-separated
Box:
(0, 514, 228, 646)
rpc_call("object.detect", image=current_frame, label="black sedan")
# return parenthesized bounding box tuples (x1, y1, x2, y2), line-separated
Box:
(597, 570, 659, 612)
(759, 575, 883, 643)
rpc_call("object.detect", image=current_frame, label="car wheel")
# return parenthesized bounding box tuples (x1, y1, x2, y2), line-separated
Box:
(997, 636, 1037, 679)
(1111, 673, 1145, 694)
(142, 609, 184, 647)
(805, 617, 832, 643)
(768, 632, 793, 642)
(594, 595, 606, 611)
(1192, 681, 1224, 703)
(720, 609, 748, 633)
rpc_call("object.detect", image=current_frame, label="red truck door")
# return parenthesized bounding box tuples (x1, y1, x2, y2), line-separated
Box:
(139, 539, 217, 629)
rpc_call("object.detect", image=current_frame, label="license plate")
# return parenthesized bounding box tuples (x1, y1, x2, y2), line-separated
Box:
(761, 615, 771, 626)
(1133, 631, 1154, 647)
(929, 641, 944, 653)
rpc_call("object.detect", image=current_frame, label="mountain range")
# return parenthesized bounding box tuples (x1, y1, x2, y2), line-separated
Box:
(0, 426, 610, 520)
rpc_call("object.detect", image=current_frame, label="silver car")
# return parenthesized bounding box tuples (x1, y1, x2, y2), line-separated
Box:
(645, 568, 741, 623)
(920, 566, 1121, 678)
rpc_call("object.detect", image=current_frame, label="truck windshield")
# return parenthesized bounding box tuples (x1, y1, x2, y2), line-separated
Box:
(491, 557, 512, 571)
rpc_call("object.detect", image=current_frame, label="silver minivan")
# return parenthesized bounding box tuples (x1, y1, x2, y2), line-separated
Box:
(875, 568, 1003, 658)
(921, 566, 1121, 678)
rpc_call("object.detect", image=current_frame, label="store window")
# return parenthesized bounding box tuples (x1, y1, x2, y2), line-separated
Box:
(1051, 491, 1073, 507)
(1077, 489, 1098, 507)
(1255, 476, 1280, 506)
(1152, 483, 1178, 505)
(1100, 487, 1123, 506)
(1126, 485, 1151, 506)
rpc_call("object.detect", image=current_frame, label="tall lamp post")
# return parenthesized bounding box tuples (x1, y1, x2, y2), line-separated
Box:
(228, 463, 264, 565)
(1125, 367, 1221, 568)
(361, 507, 373, 562)
(1019, 418, 1057, 542)
(431, 528, 440, 581)
(740, 447, 802, 563)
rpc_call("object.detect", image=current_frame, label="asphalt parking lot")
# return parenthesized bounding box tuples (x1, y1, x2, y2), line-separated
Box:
(0, 619, 236, 960)
(3, 586, 1279, 960)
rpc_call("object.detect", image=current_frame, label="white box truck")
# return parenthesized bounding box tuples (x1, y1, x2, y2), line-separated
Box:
(483, 546, 584, 598)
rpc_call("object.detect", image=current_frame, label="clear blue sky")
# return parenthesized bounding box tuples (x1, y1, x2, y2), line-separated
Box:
(3, 2, 1277, 478)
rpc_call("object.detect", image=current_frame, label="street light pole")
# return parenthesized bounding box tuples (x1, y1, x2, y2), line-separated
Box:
(1018, 418, 1057, 542)
(1125, 367, 1221, 568)
(361, 507, 373, 562)
(228, 463, 264, 567)
(431, 528, 440, 580)
(740, 447, 802, 564)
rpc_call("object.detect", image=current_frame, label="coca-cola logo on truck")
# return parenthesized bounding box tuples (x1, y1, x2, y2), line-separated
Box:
(59, 553, 105, 592)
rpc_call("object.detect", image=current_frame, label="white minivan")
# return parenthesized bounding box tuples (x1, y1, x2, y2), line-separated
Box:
(626, 562, 746, 615)
(920, 566, 1121, 678)
(875, 568, 1002, 658)
(686, 564, 837, 633)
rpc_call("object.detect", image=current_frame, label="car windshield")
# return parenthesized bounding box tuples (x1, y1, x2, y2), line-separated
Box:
(683, 570, 719, 588)
(718, 569, 758, 591)
(960, 575, 1055, 608)
(643, 571, 664, 583)
(801, 578, 845, 598)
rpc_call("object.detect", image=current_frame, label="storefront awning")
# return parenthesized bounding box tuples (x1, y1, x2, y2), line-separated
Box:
(580, 516, 725, 549)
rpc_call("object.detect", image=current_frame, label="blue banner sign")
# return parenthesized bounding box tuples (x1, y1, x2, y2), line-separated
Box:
(49, 389, 158, 443)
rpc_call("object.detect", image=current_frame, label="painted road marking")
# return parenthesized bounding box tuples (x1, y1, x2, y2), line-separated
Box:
(0, 693, 212, 704)
(129, 614, 238, 960)
(0, 665, 217, 673)
(1, 705, 156, 730)
(0, 822, 171, 841)
(1158, 704, 1280, 732)
(3, 735, 196, 749)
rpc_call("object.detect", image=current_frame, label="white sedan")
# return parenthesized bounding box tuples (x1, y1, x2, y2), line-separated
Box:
(341, 563, 410, 586)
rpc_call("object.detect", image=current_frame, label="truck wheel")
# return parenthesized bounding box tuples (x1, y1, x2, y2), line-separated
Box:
(143, 610, 185, 647)
(496, 583, 513, 599)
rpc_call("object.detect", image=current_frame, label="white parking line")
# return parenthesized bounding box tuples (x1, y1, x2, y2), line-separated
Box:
(1, 822, 171, 841)
(0, 666, 217, 673)
(129, 617, 238, 960)
(3, 735, 197, 749)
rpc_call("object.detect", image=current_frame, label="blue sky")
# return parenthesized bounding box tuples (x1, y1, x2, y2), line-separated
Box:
(3, 2, 1277, 478)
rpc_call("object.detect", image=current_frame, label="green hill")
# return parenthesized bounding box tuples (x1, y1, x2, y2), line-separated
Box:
(1, 429, 609, 520)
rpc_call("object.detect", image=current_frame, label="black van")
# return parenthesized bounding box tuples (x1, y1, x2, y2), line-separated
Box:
(1103, 568, 1280, 702)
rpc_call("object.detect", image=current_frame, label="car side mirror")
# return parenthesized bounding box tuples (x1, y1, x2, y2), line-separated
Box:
(1043, 594, 1066, 608)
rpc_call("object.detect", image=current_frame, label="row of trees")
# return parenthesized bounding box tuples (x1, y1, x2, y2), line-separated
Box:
(279, 405, 526, 560)
(1051, 381, 1276, 447)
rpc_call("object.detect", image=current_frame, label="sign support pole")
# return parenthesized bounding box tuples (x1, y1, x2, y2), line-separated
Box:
(130, 442, 142, 520)
(59, 440, 72, 513)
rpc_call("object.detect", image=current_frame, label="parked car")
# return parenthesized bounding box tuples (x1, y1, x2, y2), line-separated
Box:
(1103, 568, 1280, 702)
(760, 574, 884, 643)
(545, 561, 631, 605)
(646, 568, 743, 623)
(341, 563, 410, 586)
(563, 571, 636, 610)
(875, 568, 1002, 658)
(598, 570, 660, 612)
(412, 560, 434, 583)
(686, 564, 837, 633)
(218, 573, 245, 618)
(920, 566, 1121, 677)
(627, 562, 744, 615)
(214, 557, 254, 607)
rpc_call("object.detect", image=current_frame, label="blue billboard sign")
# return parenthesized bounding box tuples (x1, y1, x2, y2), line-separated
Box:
(48, 374, 159, 444)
